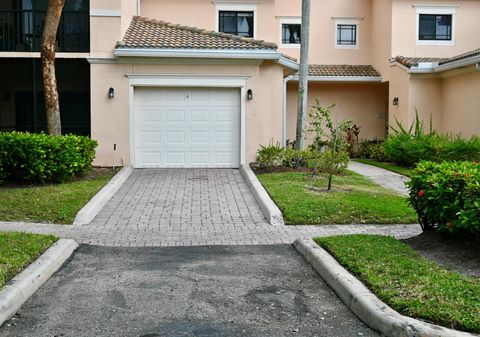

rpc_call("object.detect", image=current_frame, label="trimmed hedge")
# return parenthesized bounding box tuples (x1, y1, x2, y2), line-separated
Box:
(407, 161, 480, 237)
(0, 132, 97, 184)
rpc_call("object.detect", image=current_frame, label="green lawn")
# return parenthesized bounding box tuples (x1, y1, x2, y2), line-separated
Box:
(257, 171, 417, 224)
(0, 232, 58, 288)
(354, 159, 414, 177)
(315, 235, 480, 333)
(0, 171, 115, 224)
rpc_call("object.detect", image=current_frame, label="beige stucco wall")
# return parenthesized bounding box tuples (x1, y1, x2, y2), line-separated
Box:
(286, 82, 388, 143)
(91, 60, 284, 166)
(408, 76, 444, 132)
(387, 65, 411, 129)
(441, 69, 480, 137)
(391, 0, 480, 58)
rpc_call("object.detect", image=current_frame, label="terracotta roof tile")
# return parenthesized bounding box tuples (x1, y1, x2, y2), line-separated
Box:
(117, 16, 277, 50)
(439, 48, 480, 65)
(308, 64, 381, 77)
(394, 56, 446, 68)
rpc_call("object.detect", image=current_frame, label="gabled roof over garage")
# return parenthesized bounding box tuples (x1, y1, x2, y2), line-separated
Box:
(115, 16, 298, 70)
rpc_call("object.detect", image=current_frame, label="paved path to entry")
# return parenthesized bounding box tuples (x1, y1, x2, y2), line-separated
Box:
(0, 245, 379, 337)
(0, 168, 420, 246)
(348, 161, 410, 196)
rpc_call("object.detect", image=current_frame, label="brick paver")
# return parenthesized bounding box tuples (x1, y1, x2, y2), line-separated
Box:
(0, 169, 422, 246)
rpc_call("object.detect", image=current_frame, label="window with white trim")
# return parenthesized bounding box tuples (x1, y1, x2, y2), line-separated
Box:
(279, 17, 301, 47)
(334, 18, 359, 49)
(415, 5, 457, 46)
(219, 11, 254, 37)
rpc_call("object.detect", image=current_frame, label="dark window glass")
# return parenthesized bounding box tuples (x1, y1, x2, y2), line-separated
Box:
(419, 14, 452, 40)
(282, 24, 301, 44)
(337, 24, 357, 45)
(219, 11, 254, 37)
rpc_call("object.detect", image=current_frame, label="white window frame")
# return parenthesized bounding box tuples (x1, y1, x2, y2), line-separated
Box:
(334, 18, 360, 49)
(279, 17, 301, 49)
(415, 5, 457, 46)
(215, 3, 258, 39)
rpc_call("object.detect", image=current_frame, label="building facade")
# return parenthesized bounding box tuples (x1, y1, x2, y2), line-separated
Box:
(0, 0, 479, 167)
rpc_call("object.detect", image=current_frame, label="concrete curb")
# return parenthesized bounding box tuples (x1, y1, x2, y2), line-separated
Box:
(0, 239, 78, 326)
(293, 238, 479, 337)
(240, 164, 284, 226)
(73, 165, 133, 225)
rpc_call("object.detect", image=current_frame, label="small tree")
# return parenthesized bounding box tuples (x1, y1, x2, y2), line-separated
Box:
(308, 100, 352, 190)
(41, 0, 65, 135)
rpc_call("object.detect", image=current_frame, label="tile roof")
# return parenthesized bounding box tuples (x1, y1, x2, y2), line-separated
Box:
(395, 48, 480, 68)
(439, 48, 480, 65)
(308, 64, 381, 77)
(393, 56, 446, 68)
(117, 16, 277, 50)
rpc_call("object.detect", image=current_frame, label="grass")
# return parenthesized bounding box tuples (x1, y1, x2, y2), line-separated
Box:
(315, 235, 480, 333)
(257, 171, 417, 225)
(0, 232, 58, 288)
(354, 158, 414, 177)
(0, 171, 115, 224)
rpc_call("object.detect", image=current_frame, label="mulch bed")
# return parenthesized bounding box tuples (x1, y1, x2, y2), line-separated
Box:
(402, 231, 480, 278)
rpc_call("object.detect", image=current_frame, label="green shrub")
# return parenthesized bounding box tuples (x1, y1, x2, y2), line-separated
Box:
(0, 132, 97, 184)
(256, 142, 284, 169)
(369, 143, 387, 162)
(406, 161, 480, 237)
(283, 148, 313, 168)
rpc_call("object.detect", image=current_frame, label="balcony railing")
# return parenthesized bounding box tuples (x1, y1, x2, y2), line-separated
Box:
(0, 9, 89, 52)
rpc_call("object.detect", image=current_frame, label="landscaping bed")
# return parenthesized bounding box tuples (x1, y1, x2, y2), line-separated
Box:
(315, 234, 480, 333)
(353, 159, 413, 177)
(0, 232, 58, 288)
(256, 171, 417, 225)
(402, 231, 479, 278)
(0, 168, 116, 224)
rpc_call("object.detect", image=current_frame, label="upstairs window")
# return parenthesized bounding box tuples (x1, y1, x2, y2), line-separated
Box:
(419, 14, 452, 40)
(282, 24, 301, 44)
(218, 11, 254, 38)
(337, 24, 357, 45)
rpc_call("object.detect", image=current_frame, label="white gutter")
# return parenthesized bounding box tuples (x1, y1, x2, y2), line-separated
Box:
(282, 75, 296, 147)
(288, 75, 382, 82)
(114, 48, 299, 70)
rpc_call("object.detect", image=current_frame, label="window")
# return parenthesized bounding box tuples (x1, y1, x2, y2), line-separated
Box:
(415, 5, 456, 46)
(419, 14, 452, 40)
(337, 24, 357, 45)
(282, 24, 301, 44)
(218, 11, 254, 37)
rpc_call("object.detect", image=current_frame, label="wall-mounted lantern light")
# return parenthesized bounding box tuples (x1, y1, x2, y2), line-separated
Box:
(108, 87, 115, 99)
(392, 97, 399, 106)
(247, 89, 253, 100)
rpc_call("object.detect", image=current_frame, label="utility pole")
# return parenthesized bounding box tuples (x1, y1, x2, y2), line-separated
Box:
(295, 0, 311, 150)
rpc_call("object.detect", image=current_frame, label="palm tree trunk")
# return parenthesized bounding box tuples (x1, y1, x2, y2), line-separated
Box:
(41, 0, 65, 135)
(295, 0, 311, 150)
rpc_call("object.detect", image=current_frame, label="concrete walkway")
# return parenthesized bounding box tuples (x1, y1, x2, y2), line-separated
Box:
(0, 245, 379, 337)
(348, 161, 410, 196)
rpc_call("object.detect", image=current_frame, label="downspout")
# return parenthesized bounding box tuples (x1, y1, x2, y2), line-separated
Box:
(282, 75, 296, 147)
(476, 63, 480, 70)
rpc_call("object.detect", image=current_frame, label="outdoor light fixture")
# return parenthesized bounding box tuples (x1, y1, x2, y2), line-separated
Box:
(247, 89, 253, 100)
(108, 87, 115, 99)
(392, 97, 399, 106)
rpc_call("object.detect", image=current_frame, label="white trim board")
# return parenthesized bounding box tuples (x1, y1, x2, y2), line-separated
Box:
(127, 75, 247, 168)
(90, 9, 121, 17)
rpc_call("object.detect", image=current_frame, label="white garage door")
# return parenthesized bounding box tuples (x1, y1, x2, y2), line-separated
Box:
(134, 87, 241, 168)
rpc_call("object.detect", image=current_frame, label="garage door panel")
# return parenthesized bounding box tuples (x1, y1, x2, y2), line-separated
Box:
(134, 87, 240, 168)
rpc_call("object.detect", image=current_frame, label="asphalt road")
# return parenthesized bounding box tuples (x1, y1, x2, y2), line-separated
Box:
(0, 245, 379, 337)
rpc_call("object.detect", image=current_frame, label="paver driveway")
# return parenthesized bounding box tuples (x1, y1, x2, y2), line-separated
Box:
(0, 245, 379, 337)
(92, 169, 267, 227)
